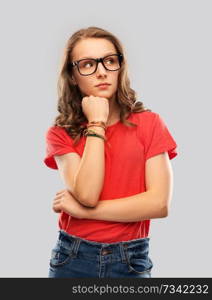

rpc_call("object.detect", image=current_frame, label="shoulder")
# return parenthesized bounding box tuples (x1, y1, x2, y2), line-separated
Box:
(131, 110, 159, 126)
(45, 125, 65, 135)
(45, 125, 72, 141)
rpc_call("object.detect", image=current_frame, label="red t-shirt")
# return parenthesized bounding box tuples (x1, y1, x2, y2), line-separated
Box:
(44, 111, 178, 243)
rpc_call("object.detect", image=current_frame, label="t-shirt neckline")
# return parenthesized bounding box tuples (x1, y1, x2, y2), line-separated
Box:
(106, 119, 121, 129)
(106, 112, 132, 130)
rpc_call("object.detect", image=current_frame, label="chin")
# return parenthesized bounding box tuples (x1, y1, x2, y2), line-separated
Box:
(95, 91, 114, 98)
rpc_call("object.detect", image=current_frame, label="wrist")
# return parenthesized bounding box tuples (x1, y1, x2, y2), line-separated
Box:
(87, 120, 106, 130)
(87, 126, 105, 134)
(88, 119, 107, 124)
(82, 205, 99, 220)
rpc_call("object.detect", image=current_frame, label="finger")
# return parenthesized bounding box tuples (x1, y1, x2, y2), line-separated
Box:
(52, 207, 61, 213)
(54, 194, 64, 200)
(56, 190, 66, 195)
(53, 199, 61, 205)
(53, 204, 61, 210)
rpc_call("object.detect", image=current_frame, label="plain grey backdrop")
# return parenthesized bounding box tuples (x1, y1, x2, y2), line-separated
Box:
(0, 0, 211, 277)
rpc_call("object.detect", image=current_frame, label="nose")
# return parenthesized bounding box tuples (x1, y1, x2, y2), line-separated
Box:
(96, 61, 107, 76)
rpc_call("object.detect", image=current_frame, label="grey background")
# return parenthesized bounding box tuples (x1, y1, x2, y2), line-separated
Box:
(0, 0, 211, 277)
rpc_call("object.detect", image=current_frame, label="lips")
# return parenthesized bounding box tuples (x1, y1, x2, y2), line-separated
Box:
(95, 83, 111, 87)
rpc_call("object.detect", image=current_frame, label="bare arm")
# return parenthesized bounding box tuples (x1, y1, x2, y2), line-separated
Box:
(82, 152, 174, 221)
(73, 126, 106, 207)
(55, 95, 110, 208)
(55, 126, 106, 208)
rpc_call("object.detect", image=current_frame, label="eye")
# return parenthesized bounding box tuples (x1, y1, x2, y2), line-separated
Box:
(84, 62, 92, 68)
(104, 56, 118, 65)
(106, 58, 115, 64)
(81, 60, 94, 68)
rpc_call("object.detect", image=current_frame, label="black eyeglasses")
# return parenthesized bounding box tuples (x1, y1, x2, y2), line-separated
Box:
(69, 53, 123, 76)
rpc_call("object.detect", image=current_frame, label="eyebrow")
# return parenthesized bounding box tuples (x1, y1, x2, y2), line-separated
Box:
(77, 52, 117, 61)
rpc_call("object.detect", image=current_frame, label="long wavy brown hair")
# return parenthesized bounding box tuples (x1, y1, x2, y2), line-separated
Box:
(52, 26, 151, 146)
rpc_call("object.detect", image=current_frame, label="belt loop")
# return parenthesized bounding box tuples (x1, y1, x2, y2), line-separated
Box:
(119, 243, 128, 263)
(71, 238, 81, 258)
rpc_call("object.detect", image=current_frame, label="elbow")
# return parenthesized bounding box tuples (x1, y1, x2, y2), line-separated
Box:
(69, 184, 98, 208)
(160, 205, 169, 218)
(69, 190, 98, 208)
(85, 202, 98, 208)
(159, 198, 170, 218)
(75, 190, 99, 208)
(79, 196, 98, 208)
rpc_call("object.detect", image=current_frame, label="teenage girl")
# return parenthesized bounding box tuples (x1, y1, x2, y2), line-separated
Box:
(44, 26, 178, 278)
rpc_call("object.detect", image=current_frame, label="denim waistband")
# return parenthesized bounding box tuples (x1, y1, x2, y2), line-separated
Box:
(59, 229, 150, 246)
(57, 230, 150, 261)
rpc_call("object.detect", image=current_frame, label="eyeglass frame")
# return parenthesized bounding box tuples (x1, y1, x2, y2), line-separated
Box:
(69, 53, 123, 76)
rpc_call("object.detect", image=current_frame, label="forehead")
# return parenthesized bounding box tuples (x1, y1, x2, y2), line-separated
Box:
(72, 38, 117, 60)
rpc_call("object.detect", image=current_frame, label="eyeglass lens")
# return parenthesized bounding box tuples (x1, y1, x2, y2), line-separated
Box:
(78, 55, 121, 75)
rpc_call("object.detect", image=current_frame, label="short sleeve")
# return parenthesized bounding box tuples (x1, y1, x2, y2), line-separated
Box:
(145, 113, 178, 161)
(43, 126, 78, 169)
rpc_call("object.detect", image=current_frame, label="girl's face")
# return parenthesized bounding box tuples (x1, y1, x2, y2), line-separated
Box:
(71, 38, 120, 101)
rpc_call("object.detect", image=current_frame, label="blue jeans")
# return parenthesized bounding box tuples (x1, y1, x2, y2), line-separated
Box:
(48, 230, 153, 278)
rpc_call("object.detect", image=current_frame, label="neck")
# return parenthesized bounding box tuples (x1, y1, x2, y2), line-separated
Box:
(107, 94, 120, 126)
